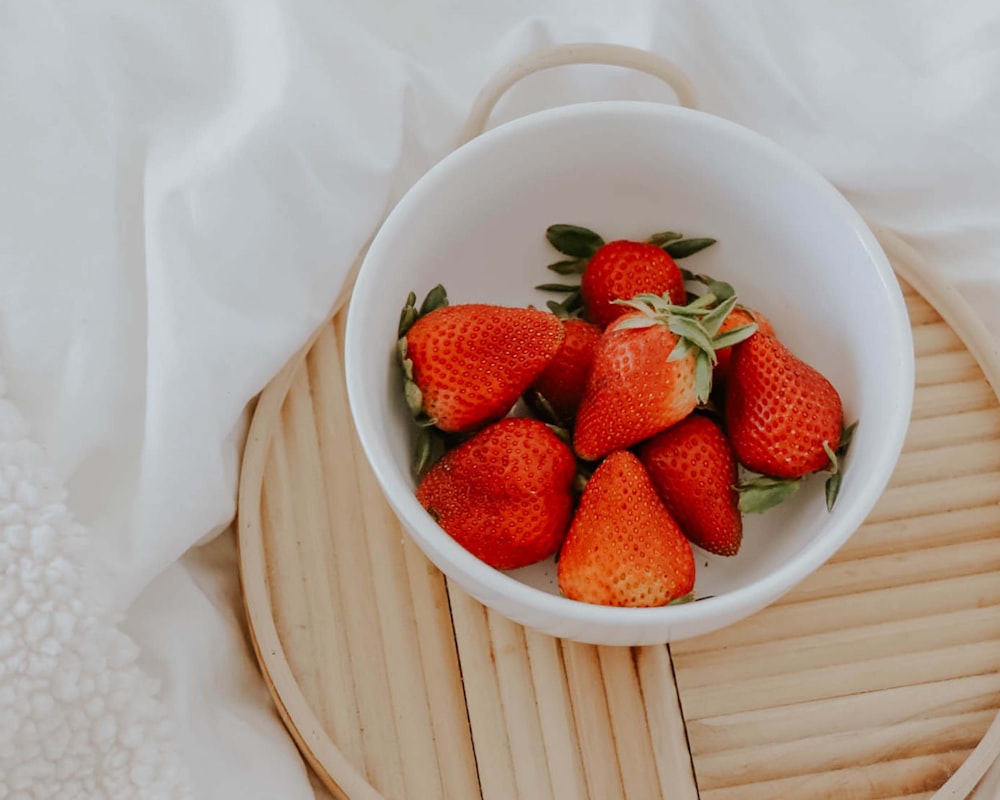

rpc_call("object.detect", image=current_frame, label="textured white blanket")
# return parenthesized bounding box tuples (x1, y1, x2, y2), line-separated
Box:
(0, 371, 189, 798)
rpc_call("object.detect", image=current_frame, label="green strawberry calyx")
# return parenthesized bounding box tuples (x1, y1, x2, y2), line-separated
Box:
(822, 420, 858, 510)
(737, 475, 801, 514)
(538, 224, 719, 319)
(397, 284, 450, 477)
(610, 291, 758, 404)
(537, 224, 605, 319)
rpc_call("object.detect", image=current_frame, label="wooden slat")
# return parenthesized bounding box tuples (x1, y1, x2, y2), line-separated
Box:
(904, 408, 1000, 452)
(675, 604, 1000, 689)
(306, 331, 407, 797)
(912, 321, 964, 355)
(911, 380, 997, 419)
(487, 612, 556, 800)
(597, 647, 662, 799)
(867, 471, 1000, 523)
(698, 750, 971, 800)
(694, 710, 992, 790)
(266, 395, 365, 770)
(636, 646, 700, 800)
(523, 630, 590, 800)
(448, 587, 518, 800)
(915, 350, 980, 385)
(905, 291, 942, 326)
(562, 641, 626, 800)
(680, 641, 1000, 720)
(672, 572, 1000, 654)
(686, 673, 1000, 755)
(831, 504, 1000, 563)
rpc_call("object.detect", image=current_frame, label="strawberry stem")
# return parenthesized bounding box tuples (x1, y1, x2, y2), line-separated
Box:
(824, 420, 858, 510)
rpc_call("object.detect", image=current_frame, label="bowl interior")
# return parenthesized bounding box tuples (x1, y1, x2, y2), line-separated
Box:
(346, 101, 912, 628)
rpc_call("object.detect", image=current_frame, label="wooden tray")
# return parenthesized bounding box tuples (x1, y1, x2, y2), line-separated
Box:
(237, 45, 1000, 800)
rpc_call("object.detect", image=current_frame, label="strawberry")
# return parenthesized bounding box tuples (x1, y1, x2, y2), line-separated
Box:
(638, 414, 742, 556)
(416, 418, 576, 570)
(538, 225, 716, 324)
(573, 291, 757, 461)
(725, 330, 845, 485)
(713, 307, 774, 385)
(581, 241, 686, 328)
(398, 286, 564, 434)
(557, 451, 695, 607)
(526, 319, 602, 424)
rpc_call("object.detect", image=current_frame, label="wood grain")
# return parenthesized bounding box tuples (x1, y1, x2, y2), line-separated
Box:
(238, 242, 1000, 800)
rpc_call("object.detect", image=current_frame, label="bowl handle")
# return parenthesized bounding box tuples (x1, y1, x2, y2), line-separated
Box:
(456, 42, 699, 145)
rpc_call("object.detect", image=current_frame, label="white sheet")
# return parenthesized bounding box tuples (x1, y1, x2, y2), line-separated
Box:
(1, 1, 999, 797)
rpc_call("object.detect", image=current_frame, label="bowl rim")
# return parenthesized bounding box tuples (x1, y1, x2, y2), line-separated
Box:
(345, 99, 915, 634)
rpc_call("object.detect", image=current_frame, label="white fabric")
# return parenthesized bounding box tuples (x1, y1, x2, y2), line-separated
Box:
(1, 1, 999, 797)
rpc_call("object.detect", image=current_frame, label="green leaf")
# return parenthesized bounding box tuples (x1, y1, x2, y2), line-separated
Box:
(705, 280, 736, 303)
(686, 293, 717, 311)
(548, 259, 586, 275)
(398, 338, 412, 377)
(418, 284, 449, 317)
(667, 315, 715, 356)
(738, 476, 801, 514)
(535, 283, 580, 293)
(680, 267, 698, 282)
(712, 322, 758, 350)
(695, 350, 713, 404)
(398, 291, 419, 338)
(564, 291, 584, 313)
(632, 292, 672, 308)
(544, 422, 573, 446)
(413, 427, 447, 479)
(825, 472, 843, 511)
(665, 238, 717, 259)
(701, 294, 739, 337)
(547, 290, 583, 318)
(648, 231, 684, 247)
(546, 224, 605, 258)
(527, 390, 566, 428)
(404, 378, 424, 417)
(668, 338, 694, 362)
(659, 305, 705, 319)
(614, 316, 660, 331)
(613, 297, 658, 315)
(839, 420, 858, 453)
(667, 592, 696, 605)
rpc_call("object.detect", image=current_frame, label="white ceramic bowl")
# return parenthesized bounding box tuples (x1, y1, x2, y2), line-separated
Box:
(345, 101, 913, 646)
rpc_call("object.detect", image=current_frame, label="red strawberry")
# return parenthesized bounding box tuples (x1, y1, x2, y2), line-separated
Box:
(638, 415, 742, 556)
(557, 451, 695, 607)
(573, 292, 756, 461)
(538, 225, 716, 323)
(398, 287, 564, 433)
(713, 307, 774, 385)
(416, 418, 576, 570)
(526, 319, 602, 424)
(725, 332, 844, 480)
(581, 241, 685, 327)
